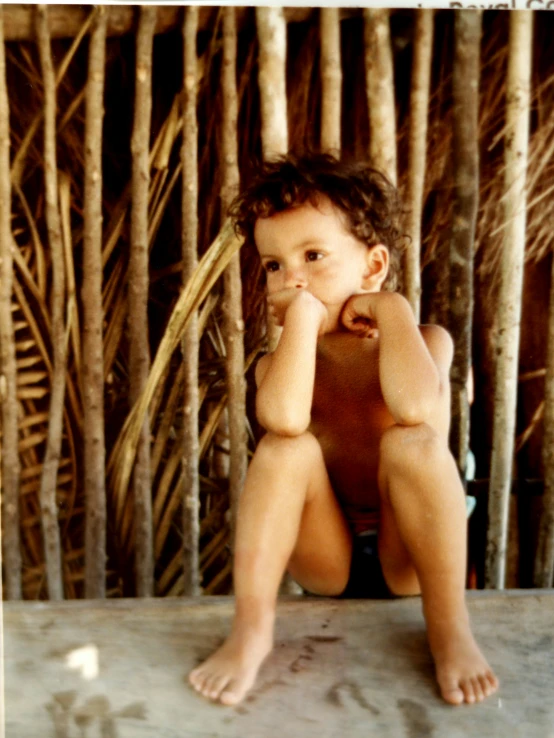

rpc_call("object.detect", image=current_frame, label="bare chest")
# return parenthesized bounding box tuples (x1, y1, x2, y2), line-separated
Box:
(309, 334, 393, 503)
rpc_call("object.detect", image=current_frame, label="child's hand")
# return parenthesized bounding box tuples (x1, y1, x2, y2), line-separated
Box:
(340, 293, 379, 338)
(268, 288, 328, 334)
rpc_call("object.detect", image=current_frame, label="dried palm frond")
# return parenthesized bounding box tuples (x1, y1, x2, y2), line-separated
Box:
(108, 219, 243, 536)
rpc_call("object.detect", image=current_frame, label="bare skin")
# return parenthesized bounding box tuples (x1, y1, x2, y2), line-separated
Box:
(189, 199, 499, 706)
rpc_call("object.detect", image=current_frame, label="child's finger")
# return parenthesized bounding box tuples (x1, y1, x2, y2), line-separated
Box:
(342, 309, 375, 337)
(341, 308, 362, 330)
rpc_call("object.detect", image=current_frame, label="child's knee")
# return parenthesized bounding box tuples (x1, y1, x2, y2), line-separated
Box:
(255, 431, 323, 468)
(379, 422, 448, 480)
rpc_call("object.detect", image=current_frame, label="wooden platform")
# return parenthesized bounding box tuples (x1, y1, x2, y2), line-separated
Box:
(3, 591, 554, 738)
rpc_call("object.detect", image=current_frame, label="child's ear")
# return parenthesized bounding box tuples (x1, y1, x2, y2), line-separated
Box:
(362, 244, 389, 290)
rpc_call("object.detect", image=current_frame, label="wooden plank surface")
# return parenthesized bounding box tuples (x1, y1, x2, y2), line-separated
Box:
(4, 591, 554, 737)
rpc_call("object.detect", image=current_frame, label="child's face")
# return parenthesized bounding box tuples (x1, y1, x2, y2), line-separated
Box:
(254, 196, 388, 330)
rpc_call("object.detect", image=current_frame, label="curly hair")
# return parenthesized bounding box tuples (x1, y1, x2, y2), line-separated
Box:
(229, 152, 405, 292)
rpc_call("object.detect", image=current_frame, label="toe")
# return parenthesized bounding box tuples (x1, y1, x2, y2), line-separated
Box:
(189, 668, 204, 690)
(220, 677, 249, 706)
(439, 676, 464, 706)
(471, 677, 484, 702)
(478, 674, 492, 698)
(197, 671, 214, 696)
(208, 674, 230, 700)
(486, 671, 499, 692)
(202, 673, 218, 698)
(460, 678, 476, 704)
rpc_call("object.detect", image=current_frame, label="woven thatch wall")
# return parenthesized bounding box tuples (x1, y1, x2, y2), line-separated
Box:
(1, 6, 553, 599)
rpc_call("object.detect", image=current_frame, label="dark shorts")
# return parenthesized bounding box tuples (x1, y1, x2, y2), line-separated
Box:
(338, 531, 394, 599)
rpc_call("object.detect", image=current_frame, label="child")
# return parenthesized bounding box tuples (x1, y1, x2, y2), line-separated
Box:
(189, 153, 498, 707)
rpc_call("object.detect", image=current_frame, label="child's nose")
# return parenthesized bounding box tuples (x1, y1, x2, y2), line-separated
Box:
(283, 266, 307, 289)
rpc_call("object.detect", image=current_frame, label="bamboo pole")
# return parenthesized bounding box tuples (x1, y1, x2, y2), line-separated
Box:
(534, 253, 554, 587)
(129, 6, 156, 597)
(0, 6, 22, 600)
(221, 7, 247, 547)
(486, 11, 533, 590)
(181, 6, 201, 596)
(363, 8, 397, 186)
(404, 10, 433, 319)
(255, 7, 288, 160)
(83, 8, 108, 599)
(35, 5, 67, 601)
(319, 8, 342, 154)
(449, 11, 481, 477)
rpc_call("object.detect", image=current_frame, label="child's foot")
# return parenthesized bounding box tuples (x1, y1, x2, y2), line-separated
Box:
(189, 617, 273, 705)
(428, 619, 499, 705)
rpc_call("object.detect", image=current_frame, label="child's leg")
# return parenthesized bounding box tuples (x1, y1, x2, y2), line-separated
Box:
(189, 431, 352, 705)
(377, 423, 499, 705)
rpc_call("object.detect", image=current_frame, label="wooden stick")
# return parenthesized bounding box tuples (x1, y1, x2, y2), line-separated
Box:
(449, 11, 481, 476)
(35, 5, 66, 601)
(130, 5, 157, 597)
(221, 7, 247, 548)
(255, 7, 288, 160)
(181, 6, 201, 596)
(83, 7, 108, 599)
(486, 11, 533, 590)
(534, 252, 554, 587)
(0, 6, 22, 600)
(256, 7, 288, 352)
(363, 8, 397, 186)
(404, 10, 434, 320)
(319, 8, 342, 154)
(11, 6, 97, 188)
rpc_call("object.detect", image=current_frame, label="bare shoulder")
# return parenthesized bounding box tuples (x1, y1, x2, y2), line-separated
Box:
(255, 352, 273, 388)
(419, 324, 454, 373)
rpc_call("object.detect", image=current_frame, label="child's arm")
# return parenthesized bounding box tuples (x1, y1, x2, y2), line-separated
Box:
(255, 289, 327, 436)
(342, 292, 453, 427)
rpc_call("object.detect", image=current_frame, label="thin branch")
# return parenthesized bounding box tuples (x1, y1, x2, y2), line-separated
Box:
(319, 8, 342, 153)
(11, 7, 97, 187)
(363, 8, 397, 185)
(181, 6, 201, 596)
(449, 11, 481, 475)
(534, 252, 554, 587)
(221, 7, 247, 549)
(35, 4, 66, 601)
(0, 5, 22, 600)
(486, 11, 533, 589)
(256, 7, 288, 351)
(83, 7, 108, 599)
(256, 7, 288, 159)
(405, 9, 433, 318)
(129, 5, 157, 597)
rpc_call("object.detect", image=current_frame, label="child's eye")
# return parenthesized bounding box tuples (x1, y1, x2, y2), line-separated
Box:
(264, 261, 280, 273)
(306, 251, 323, 262)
